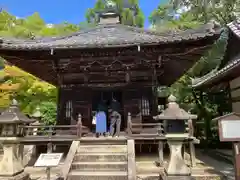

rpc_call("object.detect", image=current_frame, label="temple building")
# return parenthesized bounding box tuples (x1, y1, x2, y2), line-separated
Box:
(0, 8, 221, 133)
(192, 20, 240, 113)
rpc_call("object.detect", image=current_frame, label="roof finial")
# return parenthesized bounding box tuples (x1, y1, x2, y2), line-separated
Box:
(98, 0, 120, 25)
(168, 94, 177, 103)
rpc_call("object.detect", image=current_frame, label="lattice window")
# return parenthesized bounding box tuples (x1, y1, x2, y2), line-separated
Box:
(65, 100, 73, 118)
(140, 97, 150, 116)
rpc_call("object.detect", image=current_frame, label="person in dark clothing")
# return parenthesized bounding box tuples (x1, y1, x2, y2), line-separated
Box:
(110, 98, 121, 112)
(109, 98, 122, 137)
(109, 108, 121, 137)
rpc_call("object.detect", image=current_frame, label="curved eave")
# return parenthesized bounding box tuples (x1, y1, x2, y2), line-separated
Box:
(192, 55, 240, 89)
(192, 20, 240, 89)
(0, 23, 222, 50)
(0, 23, 222, 86)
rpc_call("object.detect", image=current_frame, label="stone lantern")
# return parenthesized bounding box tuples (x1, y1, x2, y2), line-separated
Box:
(0, 99, 34, 137)
(31, 106, 43, 135)
(154, 95, 197, 179)
(155, 95, 197, 135)
(31, 106, 41, 121)
(0, 99, 30, 179)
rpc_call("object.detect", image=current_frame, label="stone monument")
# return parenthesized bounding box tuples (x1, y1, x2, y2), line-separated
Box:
(154, 95, 197, 180)
(23, 106, 41, 166)
(0, 99, 32, 180)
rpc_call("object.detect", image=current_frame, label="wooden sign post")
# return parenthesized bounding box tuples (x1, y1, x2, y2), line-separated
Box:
(215, 112, 240, 180)
(34, 153, 63, 180)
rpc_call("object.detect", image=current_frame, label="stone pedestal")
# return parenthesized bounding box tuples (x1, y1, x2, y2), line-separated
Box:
(0, 172, 29, 180)
(0, 143, 29, 180)
(166, 140, 190, 176)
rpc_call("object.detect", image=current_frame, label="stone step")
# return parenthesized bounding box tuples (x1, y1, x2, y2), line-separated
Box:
(78, 145, 127, 153)
(137, 173, 161, 180)
(136, 162, 163, 174)
(74, 152, 127, 162)
(71, 161, 127, 171)
(68, 171, 128, 180)
(80, 137, 127, 146)
(161, 176, 195, 180)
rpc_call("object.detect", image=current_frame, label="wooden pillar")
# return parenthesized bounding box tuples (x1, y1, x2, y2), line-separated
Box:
(189, 142, 196, 167)
(127, 139, 136, 180)
(188, 118, 196, 167)
(158, 141, 164, 166)
(57, 87, 64, 125)
(127, 112, 132, 136)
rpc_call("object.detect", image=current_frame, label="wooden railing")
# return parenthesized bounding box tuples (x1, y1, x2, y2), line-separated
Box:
(127, 112, 164, 137)
(19, 125, 82, 137)
(18, 114, 89, 140)
(126, 112, 195, 139)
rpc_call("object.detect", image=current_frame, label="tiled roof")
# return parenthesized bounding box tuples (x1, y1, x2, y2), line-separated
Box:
(192, 20, 240, 88)
(228, 20, 240, 37)
(192, 54, 240, 87)
(0, 22, 221, 50)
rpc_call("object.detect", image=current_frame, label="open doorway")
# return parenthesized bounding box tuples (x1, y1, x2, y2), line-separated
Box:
(92, 89, 124, 132)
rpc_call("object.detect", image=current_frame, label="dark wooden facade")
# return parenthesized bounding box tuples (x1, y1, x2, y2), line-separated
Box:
(57, 86, 156, 129)
(0, 18, 221, 129)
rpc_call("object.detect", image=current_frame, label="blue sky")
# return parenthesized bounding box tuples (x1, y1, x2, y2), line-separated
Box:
(0, 0, 167, 27)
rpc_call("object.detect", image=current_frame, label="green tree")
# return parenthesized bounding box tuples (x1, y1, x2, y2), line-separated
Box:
(151, 2, 233, 147)
(170, 0, 239, 24)
(0, 10, 82, 125)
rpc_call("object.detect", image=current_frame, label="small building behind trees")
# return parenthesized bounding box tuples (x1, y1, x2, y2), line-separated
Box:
(192, 20, 240, 113)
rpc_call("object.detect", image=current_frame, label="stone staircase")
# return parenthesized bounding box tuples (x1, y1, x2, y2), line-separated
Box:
(67, 139, 128, 180)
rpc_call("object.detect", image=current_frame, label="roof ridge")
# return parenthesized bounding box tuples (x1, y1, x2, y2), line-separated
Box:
(0, 21, 220, 44)
(110, 22, 220, 37)
(0, 21, 222, 50)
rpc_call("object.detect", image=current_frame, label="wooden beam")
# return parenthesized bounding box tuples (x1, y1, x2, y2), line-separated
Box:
(0, 39, 214, 61)
(61, 81, 154, 88)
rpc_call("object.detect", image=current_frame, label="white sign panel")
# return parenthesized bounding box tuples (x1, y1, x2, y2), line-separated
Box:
(34, 153, 63, 167)
(221, 120, 240, 139)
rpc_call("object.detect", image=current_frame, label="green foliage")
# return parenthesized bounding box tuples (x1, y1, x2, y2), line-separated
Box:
(149, 3, 202, 32)
(170, 0, 239, 24)
(0, 10, 83, 125)
(151, 1, 235, 148)
(149, 4, 174, 25)
(39, 101, 57, 125)
(0, 11, 81, 38)
(85, 0, 145, 27)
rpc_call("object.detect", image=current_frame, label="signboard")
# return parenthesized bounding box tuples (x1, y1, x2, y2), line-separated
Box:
(218, 119, 240, 142)
(216, 113, 240, 180)
(34, 153, 63, 167)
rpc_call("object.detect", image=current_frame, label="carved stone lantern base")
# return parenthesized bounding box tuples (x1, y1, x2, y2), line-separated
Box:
(165, 140, 191, 176)
(0, 143, 29, 180)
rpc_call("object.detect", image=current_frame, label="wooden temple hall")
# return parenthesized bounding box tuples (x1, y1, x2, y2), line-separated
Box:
(0, 11, 221, 133)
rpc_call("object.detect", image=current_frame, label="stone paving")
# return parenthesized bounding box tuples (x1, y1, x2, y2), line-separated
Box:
(196, 150, 235, 180)
(23, 149, 236, 180)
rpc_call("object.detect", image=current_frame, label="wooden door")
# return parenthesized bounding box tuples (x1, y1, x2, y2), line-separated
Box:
(123, 89, 141, 124)
(73, 88, 92, 128)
